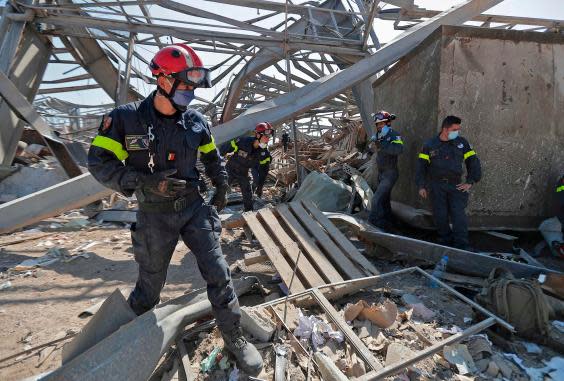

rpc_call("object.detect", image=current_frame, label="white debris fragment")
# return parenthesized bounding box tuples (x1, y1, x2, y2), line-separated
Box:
(552, 320, 564, 333)
(0, 281, 12, 290)
(521, 341, 542, 354)
(437, 325, 463, 335)
(504, 354, 564, 381)
(294, 311, 344, 349)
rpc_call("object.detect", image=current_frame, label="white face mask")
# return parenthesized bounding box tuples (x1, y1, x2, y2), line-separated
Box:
(259, 142, 267, 149)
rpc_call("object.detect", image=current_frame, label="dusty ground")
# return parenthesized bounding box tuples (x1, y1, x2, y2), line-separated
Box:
(0, 218, 246, 381)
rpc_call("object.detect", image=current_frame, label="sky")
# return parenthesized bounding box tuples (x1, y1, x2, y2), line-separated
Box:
(5, 0, 562, 112)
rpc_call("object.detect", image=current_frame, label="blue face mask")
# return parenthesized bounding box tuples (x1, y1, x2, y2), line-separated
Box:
(447, 130, 459, 140)
(172, 89, 195, 107)
(380, 125, 391, 137)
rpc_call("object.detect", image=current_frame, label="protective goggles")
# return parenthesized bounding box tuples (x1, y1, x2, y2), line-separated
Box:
(257, 128, 274, 137)
(171, 67, 212, 88)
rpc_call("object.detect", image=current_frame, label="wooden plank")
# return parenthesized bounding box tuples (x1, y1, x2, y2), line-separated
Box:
(311, 289, 383, 371)
(244, 250, 268, 265)
(243, 213, 305, 293)
(175, 338, 194, 381)
(302, 200, 379, 275)
(289, 202, 364, 279)
(276, 205, 344, 284)
(258, 208, 325, 288)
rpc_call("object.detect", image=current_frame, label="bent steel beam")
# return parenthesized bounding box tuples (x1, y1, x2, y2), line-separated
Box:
(214, 0, 503, 143)
(0, 0, 502, 234)
(221, 0, 355, 122)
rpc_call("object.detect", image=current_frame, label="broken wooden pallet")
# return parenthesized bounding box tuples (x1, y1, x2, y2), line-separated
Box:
(242, 200, 379, 294)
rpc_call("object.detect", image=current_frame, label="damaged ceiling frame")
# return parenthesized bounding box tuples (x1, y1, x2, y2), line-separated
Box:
(1, 0, 560, 234)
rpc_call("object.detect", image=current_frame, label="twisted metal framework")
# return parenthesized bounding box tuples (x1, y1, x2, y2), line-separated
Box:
(0, 0, 561, 167)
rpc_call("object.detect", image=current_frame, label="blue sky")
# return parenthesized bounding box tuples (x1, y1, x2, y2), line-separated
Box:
(5, 0, 561, 109)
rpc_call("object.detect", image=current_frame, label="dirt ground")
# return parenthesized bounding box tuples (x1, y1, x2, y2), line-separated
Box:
(0, 219, 247, 381)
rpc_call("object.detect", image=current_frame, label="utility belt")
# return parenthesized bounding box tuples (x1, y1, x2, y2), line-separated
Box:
(138, 189, 202, 213)
(430, 174, 461, 185)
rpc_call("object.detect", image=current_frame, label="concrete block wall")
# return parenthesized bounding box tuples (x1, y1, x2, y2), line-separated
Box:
(372, 26, 564, 228)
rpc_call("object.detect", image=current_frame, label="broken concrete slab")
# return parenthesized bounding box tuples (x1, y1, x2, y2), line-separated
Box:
(240, 306, 276, 343)
(314, 352, 349, 381)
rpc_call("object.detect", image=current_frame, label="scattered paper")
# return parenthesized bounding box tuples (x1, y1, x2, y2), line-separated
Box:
(504, 354, 564, 381)
(294, 311, 344, 349)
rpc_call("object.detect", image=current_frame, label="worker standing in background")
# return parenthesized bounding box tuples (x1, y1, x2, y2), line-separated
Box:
(221, 122, 273, 211)
(281, 130, 290, 152)
(416, 115, 481, 250)
(368, 111, 403, 231)
(88, 44, 262, 375)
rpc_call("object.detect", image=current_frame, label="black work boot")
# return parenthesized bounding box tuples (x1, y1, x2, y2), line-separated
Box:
(221, 327, 263, 376)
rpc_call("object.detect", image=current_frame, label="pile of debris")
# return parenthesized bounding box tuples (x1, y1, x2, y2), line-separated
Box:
(269, 118, 368, 186)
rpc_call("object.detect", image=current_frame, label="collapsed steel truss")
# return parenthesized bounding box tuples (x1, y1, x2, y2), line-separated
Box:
(0, 0, 562, 233)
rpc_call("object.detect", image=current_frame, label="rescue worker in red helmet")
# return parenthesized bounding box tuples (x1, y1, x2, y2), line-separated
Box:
(221, 122, 273, 211)
(368, 111, 404, 231)
(88, 44, 263, 375)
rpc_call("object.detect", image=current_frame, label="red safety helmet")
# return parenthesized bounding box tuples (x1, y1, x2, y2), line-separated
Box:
(373, 110, 396, 124)
(255, 122, 274, 136)
(149, 44, 211, 88)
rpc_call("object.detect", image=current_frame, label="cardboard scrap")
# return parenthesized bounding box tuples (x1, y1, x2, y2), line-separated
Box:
(344, 299, 398, 328)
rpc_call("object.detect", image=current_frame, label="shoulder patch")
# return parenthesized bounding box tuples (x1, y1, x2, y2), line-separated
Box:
(191, 123, 203, 133)
(457, 143, 464, 149)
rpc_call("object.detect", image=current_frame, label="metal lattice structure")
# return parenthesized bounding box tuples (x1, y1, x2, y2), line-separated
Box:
(0, 0, 562, 232)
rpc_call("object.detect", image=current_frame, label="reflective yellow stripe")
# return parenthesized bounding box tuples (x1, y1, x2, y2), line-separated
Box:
(418, 153, 430, 163)
(464, 150, 476, 160)
(391, 140, 403, 145)
(557, 185, 564, 193)
(259, 156, 271, 165)
(91, 135, 128, 161)
(198, 136, 216, 154)
(230, 139, 238, 153)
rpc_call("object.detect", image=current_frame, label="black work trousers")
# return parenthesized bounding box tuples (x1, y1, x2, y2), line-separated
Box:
(369, 169, 399, 230)
(429, 181, 469, 249)
(127, 199, 240, 332)
(226, 165, 253, 211)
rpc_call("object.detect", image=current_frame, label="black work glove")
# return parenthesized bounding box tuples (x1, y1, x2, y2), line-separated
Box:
(210, 183, 228, 212)
(255, 184, 264, 198)
(140, 169, 186, 197)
